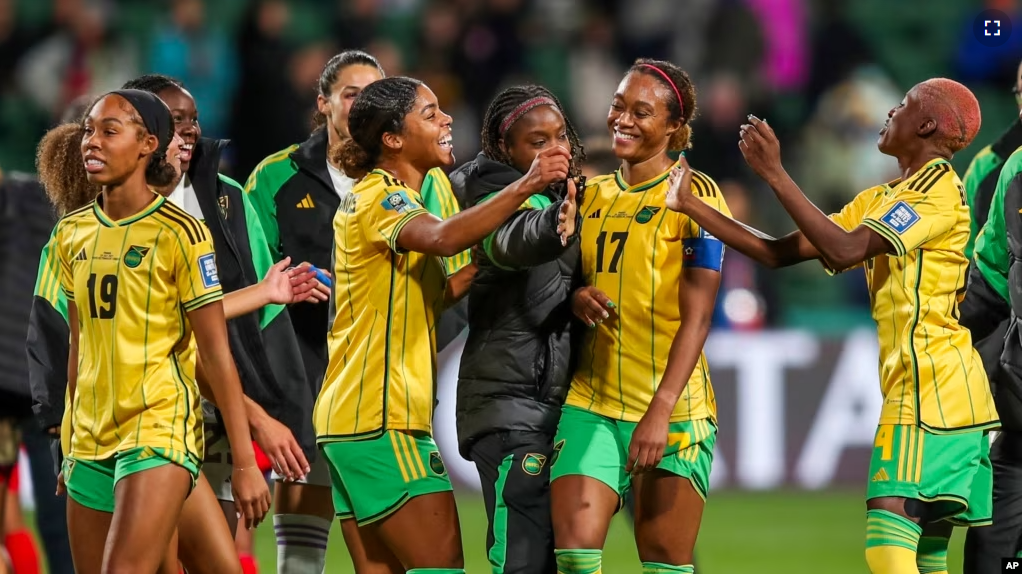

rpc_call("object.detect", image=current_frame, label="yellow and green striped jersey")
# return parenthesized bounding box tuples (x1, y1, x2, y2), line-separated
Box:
(55, 194, 222, 461)
(567, 164, 730, 423)
(827, 158, 998, 433)
(314, 170, 448, 440)
(421, 168, 472, 275)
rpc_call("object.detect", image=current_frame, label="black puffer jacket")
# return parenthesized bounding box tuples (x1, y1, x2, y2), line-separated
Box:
(451, 153, 580, 459)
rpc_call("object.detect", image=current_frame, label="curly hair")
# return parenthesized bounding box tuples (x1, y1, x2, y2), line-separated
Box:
(480, 84, 585, 178)
(36, 123, 98, 215)
(627, 58, 698, 151)
(121, 73, 184, 95)
(312, 50, 385, 130)
(332, 76, 423, 179)
(914, 78, 982, 154)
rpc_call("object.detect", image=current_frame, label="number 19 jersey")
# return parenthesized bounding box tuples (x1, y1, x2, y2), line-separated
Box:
(566, 166, 730, 423)
(55, 195, 222, 462)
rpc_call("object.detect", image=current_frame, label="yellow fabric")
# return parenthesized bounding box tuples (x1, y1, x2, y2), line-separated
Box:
(55, 195, 220, 462)
(864, 546, 919, 574)
(565, 166, 730, 423)
(827, 158, 998, 433)
(314, 171, 447, 440)
(422, 167, 471, 276)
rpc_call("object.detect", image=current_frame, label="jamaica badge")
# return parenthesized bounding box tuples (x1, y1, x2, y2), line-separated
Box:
(521, 453, 548, 476)
(635, 206, 662, 224)
(429, 451, 446, 476)
(123, 245, 152, 268)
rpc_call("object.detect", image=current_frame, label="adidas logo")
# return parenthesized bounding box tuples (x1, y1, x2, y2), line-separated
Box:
(871, 468, 890, 482)
(74, 249, 87, 261)
(587, 209, 601, 219)
(296, 194, 315, 209)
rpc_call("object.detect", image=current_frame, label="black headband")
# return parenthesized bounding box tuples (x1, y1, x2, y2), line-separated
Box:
(103, 89, 173, 162)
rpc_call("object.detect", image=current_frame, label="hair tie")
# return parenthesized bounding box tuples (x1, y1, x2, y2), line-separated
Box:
(639, 64, 684, 116)
(499, 96, 558, 137)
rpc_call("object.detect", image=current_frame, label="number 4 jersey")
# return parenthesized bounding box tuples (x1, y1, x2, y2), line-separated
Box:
(567, 165, 730, 423)
(54, 195, 222, 462)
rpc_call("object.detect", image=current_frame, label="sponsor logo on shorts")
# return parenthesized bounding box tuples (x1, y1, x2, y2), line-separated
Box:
(521, 453, 547, 476)
(551, 439, 565, 468)
(871, 468, 890, 482)
(635, 206, 661, 224)
(429, 451, 446, 476)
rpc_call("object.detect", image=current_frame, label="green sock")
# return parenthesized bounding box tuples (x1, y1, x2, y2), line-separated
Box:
(555, 549, 602, 574)
(916, 535, 950, 573)
(642, 562, 694, 573)
(406, 570, 465, 573)
(865, 509, 922, 551)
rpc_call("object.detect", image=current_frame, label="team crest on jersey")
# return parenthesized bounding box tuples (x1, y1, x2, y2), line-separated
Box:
(635, 206, 662, 224)
(218, 195, 229, 219)
(551, 439, 565, 468)
(198, 253, 220, 288)
(123, 245, 152, 269)
(428, 451, 446, 476)
(521, 453, 547, 476)
(382, 191, 417, 214)
(879, 201, 920, 234)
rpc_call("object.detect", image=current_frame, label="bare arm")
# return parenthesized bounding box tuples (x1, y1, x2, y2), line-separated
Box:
(739, 118, 890, 269)
(188, 302, 271, 527)
(443, 260, 478, 307)
(397, 146, 571, 257)
(626, 265, 721, 472)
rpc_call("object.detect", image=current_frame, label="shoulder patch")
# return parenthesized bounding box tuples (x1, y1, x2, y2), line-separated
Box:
(198, 253, 220, 288)
(879, 201, 921, 234)
(381, 190, 418, 214)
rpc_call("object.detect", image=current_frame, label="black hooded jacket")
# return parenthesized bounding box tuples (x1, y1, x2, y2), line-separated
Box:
(450, 153, 580, 459)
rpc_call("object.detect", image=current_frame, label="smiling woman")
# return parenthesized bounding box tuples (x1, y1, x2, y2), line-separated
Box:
(41, 90, 270, 574)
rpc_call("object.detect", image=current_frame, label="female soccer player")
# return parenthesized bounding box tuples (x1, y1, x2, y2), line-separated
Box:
(550, 59, 729, 574)
(122, 75, 314, 544)
(33, 116, 309, 574)
(450, 84, 582, 574)
(48, 90, 270, 574)
(244, 50, 469, 573)
(664, 80, 996, 574)
(317, 75, 567, 573)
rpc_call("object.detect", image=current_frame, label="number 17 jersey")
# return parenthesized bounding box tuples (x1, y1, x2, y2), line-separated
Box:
(566, 166, 730, 423)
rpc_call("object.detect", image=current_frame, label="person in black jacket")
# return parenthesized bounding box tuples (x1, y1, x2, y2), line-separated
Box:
(960, 146, 1022, 574)
(451, 85, 582, 574)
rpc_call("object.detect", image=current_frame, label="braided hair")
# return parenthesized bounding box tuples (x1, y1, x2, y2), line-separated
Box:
(312, 50, 385, 130)
(481, 85, 585, 177)
(628, 58, 698, 151)
(122, 73, 184, 95)
(333, 77, 423, 179)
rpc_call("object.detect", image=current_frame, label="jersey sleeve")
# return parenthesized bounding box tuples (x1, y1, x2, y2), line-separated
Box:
(421, 168, 471, 275)
(680, 172, 729, 272)
(243, 148, 298, 262)
(962, 145, 999, 258)
(818, 188, 877, 274)
(861, 171, 960, 257)
(362, 184, 430, 254)
(178, 222, 224, 312)
(972, 150, 1020, 303)
(55, 223, 75, 303)
(27, 228, 71, 430)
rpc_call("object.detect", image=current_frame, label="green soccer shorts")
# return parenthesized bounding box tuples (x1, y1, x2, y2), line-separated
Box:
(866, 424, 992, 525)
(320, 430, 454, 526)
(549, 405, 716, 501)
(63, 446, 200, 513)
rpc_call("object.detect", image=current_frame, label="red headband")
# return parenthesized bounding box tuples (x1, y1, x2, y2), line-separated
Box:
(639, 64, 684, 116)
(499, 96, 557, 136)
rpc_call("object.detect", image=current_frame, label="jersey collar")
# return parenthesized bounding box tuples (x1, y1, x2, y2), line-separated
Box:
(614, 161, 676, 193)
(93, 193, 165, 227)
(884, 157, 951, 190)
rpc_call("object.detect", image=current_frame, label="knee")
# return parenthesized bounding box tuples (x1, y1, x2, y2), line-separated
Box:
(637, 535, 691, 567)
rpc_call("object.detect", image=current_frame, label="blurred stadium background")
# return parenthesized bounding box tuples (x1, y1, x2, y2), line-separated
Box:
(2, 0, 1018, 571)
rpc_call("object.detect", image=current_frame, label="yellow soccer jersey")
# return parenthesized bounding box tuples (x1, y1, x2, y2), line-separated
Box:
(566, 165, 730, 423)
(314, 170, 447, 440)
(828, 158, 998, 433)
(56, 195, 222, 462)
